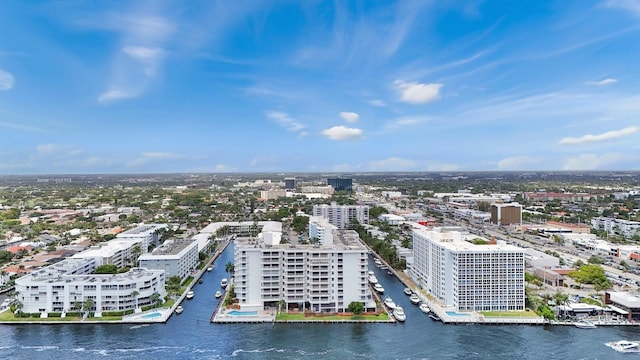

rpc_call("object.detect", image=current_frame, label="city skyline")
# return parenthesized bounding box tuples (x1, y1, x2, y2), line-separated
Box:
(1, 1, 640, 174)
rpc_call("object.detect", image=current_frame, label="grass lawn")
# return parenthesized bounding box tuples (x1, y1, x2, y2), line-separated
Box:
(276, 312, 390, 321)
(0, 311, 123, 322)
(480, 311, 540, 318)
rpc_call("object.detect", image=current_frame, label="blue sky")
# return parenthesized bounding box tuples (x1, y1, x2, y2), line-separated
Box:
(1, 0, 640, 174)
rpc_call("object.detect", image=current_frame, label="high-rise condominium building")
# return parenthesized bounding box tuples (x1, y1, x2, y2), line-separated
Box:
(312, 202, 369, 229)
(411, 227, 525, 311)
(490, 202, 523, 225)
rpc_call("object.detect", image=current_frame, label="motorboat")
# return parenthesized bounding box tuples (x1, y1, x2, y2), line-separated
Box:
(175, 305, 184, 314)
(374, 259, 382, 266)
(207, 266, 213, 272)
(410, 294, 421, 305)
(404, 287, 413, 296)
(220, 278, 228, 288)
(574, 319, 597, 329)
(429, 312, 442, 322)
(186, 290, 194, 300)
(384, 297, 397, 310)
(368, 271, 375, 276)
(380, 265, 389, 271)
(368, 275, 378, 284)
(419, 303, 431, 314)
(605, 340, 640, 352)
(373, 283, 385, 293)
(393, 306, 406, 322)
(386, 270, 393, 275)
(215, 291, 222, 299)
(198, 279, 203, 284)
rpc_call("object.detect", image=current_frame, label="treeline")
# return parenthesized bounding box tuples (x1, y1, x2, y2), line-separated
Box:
(353, 223, 406, 270)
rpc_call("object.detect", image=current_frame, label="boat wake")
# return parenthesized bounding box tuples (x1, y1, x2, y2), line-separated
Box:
(128, 324, 150, 330)
(605, 341, 640, 353)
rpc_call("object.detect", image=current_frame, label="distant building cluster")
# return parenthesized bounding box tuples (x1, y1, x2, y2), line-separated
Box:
(312, 202, 369, 228)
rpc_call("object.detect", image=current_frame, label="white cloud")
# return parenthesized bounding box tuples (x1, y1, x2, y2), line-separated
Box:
(382, 116, 432, 132)
(497, 156, 543, 170)
(368, 99, 386, 107)
(393, 80, 443, 104)
(266, 111, 304, 132)
(562, 153, 632, 170)
(426, 163, 459, 171)
(123, 46, 164, 76)
(98, 89, 139, 104)
(0, 69, 15, 90)
(339, 112, 359, 123)
(214, 164, 234, 172)
(368, 157, 416, 171)
(585, 78, 617, 86)
(36, 144, 81, 157)
(297, 131, 309, 138)
(321, 126, 364, 140)
(605, 0, 640, 16)
(559, 126, 639, 145)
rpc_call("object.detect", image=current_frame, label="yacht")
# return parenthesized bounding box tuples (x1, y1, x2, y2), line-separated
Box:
(186, 291, 194, 300)
(605, 340, 640, 352)
(574, 319, 597, 329)
(393, 306, 406, 322)
(373, 283, 385, 293)
(368, 271, 375, 276)
(368, 275, 378, 284)
(220, 278, 228, 288)
(404, 287, 413, 296)
(215, 291, 222, 299)
(175, 305, 184, 314)
(207, 266, 213, 272)
(384, 297, 397, 310)
(410, 294, 421, 305)
(429, 312, 442, 322)
(419, 303, 431, 314)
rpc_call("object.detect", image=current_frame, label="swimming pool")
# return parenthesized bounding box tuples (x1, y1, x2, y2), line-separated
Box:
(445, 311, 471, 317)
(227, 310, 258, 316)
(141, 312, 162, 319)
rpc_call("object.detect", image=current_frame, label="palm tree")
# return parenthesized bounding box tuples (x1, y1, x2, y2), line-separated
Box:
(72, 301, 83, 314)
(83, 298, 95, 317)
(225, 261, 235, 277)
(130, 290, 140, 311)
(131, 245, 142, 267)
(150, 292, 162, 308)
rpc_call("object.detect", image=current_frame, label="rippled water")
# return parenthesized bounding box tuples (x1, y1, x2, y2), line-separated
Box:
(0, 244, 636, 360)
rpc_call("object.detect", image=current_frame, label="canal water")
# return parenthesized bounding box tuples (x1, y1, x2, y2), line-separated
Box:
(0, 243, 637, 359)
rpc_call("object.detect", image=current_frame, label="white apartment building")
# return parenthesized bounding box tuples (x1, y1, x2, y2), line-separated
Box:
(411, 227, 525, 312)
(15, 258, 166, 315)
(138, 239, 199, 283)
(116, 223, 167, 252)
(591, 217, 640, 238)
(309, 216, 337, 246)
(312, 202, 369, 228)
(234, 228, 374, 313)
(72, 238, 145, 268)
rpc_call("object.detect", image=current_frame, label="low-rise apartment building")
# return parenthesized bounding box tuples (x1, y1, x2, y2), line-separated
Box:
(138, 239, 199, 282)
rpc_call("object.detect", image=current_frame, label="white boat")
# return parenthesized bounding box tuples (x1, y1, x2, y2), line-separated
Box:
(384, 297, 397, 310)
(419, 303, 431, 314)
(175, 305, 184, 314)
(368, 271, 375, 276)
(404, 287, 413, 296)
(373, 283, 385, 293)
(368, 276, 378, 284)
(574, 319, 596, 329)
(186, 291, 194, 300)
(215, 291, 222, 298)
(393, 306, 406, 322)
(605, 340, 640, 352)
(410, 294, 421, 305)
(220, 278, 228, 288)
(429, 312, 442, 322)
(207, 267, 213, 272)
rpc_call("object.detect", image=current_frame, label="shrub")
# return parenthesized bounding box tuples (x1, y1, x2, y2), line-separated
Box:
(48, 312, 62, 318)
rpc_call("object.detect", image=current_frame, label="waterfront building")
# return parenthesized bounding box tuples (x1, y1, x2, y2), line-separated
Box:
(490, 202, 523, 225)
(116, 224, 167, 252)
(327, 178, 353, 192)
(411, 227, 525, 311)
(15, 258, 166, 315)
(72, 238, 145, 268)
(604, 291, 640, 321)
(234, 224, 374, 313)
(312, 202, 369, 229)
(138, 239, 199, 283)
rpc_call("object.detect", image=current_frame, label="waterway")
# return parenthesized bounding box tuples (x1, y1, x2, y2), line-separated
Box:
(0, 243, 638, 359)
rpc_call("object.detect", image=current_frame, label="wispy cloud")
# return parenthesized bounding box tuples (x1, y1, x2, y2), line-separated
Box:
(368, 99, 386, 107)
(0, 121, 46, 133)
(36, 144, 82, 157)
(382, 116, 432, 132)
(122, 46, 164, 76)
(393, 80, 443, 104)
(127, 152, 184, 167)
(559, 126, 639, 145)
(368, 157, 416, 171)
(497, 156, 544, 170)
(321, 125, 363, 140)
(0, 69, 14, 90)
(562, 152, 633, 170)
(605, 0, 640, 16)
(98, 89, 139, 104)
(266, 111, 305, 132)
(585, 78, 617, 86)
(339, 112, 359, 123)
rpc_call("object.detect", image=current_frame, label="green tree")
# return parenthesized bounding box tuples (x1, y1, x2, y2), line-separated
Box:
(587, 255, 603, 265)
(83, 298, 95, 316)
(225, 261, 235, 277)
(94, 264, 118, 274)
(150, 292, 162, 308)
(347, 301, 364, 315)
(368, 206, 388, 219)
(130, 290, 140, 310)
